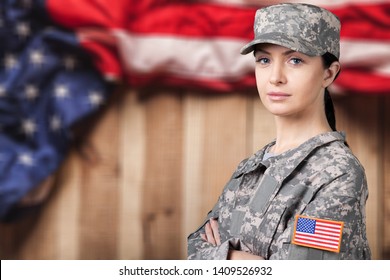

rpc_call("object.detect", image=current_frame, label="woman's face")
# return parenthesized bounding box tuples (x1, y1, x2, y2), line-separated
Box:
(254, 43, 333, 119)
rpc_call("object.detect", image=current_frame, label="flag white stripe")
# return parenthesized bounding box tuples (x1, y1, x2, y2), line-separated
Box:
(113, 31, 390, 81)
(341, 41, 390, 69)
(316, 226, 341, 233)
(296, 231, 341, 242)
(294, 237, 339, 249)
(114, 30, 253, 79)
(316, 222, 342, 229)
(207, 0, 390, 8)
(316, 225, 342, 232)
(315, 229, 341, 236)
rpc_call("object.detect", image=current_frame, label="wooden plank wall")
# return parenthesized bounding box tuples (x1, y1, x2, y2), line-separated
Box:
(0, 87, 388, 260)
(384, 96, 390, 259)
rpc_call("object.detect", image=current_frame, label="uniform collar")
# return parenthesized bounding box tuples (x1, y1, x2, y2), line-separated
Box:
(232, 131, 346, 180)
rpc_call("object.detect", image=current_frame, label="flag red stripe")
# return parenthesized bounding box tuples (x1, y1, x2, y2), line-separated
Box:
(126, 72, 256, 93)
(332, 4, 390, 41)
(294, 238, 339, 249)
(315, 230, 341, 237)
(316, 220, 343, 227)
(48, 1, 390, 41)
(296, 232, 341, 243)
(128, 3, 390, 41)
(297, 229, 341, 240)
(316, 228, 341, 234)
(315, 224, 342, 233)
(337, 71, 390, 94)
(317, 222, 342, 228)
(294, 239, 339, 250)
(295, 236, 339, 245)
(209, 0, 390, 7)
(314, 231, 341, 239)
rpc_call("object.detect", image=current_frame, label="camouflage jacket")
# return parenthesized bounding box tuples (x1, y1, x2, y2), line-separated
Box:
(187, 131, 371, 260)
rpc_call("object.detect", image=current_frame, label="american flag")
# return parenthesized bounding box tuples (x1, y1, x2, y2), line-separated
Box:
(49, 0, 390, 94)
(0, 0, 389, 220)
(292, 215, 344, 253)
(0, 0, 110, 219)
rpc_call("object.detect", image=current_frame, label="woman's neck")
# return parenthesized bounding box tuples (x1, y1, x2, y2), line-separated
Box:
(271, 114, 332, 154)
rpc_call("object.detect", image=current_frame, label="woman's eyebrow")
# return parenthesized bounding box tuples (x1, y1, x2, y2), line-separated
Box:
(254, 48, 297, 56)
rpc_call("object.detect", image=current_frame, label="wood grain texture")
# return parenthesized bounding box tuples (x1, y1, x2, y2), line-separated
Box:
(141, 91, 184, 259)
(383, 95, 390, 259)
(117, 89, 145, 260)
(0, 89, 387, 260)
(334, 95, 381, 259)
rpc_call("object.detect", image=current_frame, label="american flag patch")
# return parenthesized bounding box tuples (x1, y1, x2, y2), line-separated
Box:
(292, 215, 344, 253)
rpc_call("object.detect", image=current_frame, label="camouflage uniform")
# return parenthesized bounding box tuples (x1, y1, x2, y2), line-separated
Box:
(188, 4, 371, 260)
(187, 131, 371, 259)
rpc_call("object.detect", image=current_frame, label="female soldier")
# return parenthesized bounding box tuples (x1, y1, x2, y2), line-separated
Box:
(187, 3, 371, 260)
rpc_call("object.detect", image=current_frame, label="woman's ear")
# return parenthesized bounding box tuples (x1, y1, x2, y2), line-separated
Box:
(323, 61, 341, 88)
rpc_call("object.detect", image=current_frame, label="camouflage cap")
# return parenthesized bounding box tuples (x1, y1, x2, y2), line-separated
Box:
(240, 3, 340, 59)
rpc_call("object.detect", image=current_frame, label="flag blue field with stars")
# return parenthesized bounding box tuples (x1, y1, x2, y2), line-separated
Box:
(0, 0, 110, 220)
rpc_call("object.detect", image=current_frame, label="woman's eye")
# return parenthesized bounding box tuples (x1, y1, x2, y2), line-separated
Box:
(290, 58, 303, 65)
(256, 57, 270, 64)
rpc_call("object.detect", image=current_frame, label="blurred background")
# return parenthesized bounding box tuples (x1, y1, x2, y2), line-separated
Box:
(0, 0, 389, 260)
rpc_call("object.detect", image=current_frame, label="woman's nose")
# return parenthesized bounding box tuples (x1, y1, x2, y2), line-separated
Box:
(269, 63, 287, 85)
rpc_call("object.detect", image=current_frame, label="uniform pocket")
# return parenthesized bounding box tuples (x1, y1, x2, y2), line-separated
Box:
(230, 210, 246, 236)
(286, 243, 341, 260)
(249, 175, 278, 214)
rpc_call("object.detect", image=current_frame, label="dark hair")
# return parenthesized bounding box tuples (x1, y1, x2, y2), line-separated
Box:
(321, 53, 339, 131)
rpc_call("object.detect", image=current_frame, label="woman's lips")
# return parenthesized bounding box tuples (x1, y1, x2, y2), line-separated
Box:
(267, 92, 291, 101)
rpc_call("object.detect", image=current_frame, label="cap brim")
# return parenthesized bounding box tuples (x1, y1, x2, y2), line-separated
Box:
(240, 33, 321, 56)
(240, 39, 265, 55)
